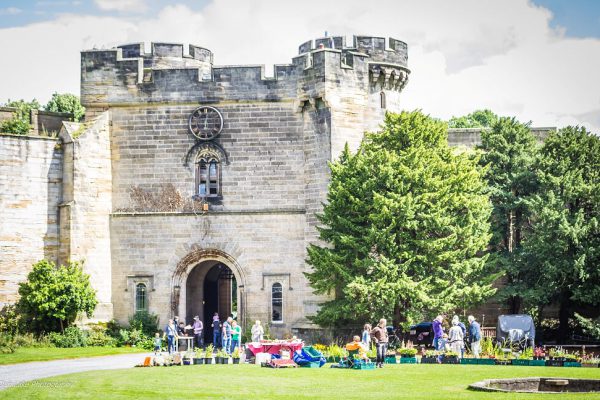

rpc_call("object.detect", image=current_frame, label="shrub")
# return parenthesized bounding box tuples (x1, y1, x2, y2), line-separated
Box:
(118, 328, 145, 347)
(48, 326, 87, 348)
(0, 334, 16, 354)
(128, 311, 159, 338)
(0, 99, 39, 135)
(17, 260, 97, 333)
(13, 333, 51, 348)
(86, 326, 117, 347)
(0, 304, 22, 335)
(398, 348, 418, 357)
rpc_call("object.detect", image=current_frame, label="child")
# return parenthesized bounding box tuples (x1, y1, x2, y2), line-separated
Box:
(154, 332, 162, 354)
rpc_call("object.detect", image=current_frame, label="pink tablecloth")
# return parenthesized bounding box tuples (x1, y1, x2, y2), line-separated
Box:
(246, 342, 304, 356)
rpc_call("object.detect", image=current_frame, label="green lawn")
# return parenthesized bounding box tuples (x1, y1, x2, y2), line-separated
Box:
(0, 346, 145, 365)
(1, 363, 599, 399)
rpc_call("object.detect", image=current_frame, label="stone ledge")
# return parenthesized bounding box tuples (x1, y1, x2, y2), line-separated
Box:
(111, 208, 306, 217)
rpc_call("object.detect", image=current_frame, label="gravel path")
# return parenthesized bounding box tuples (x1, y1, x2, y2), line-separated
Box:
(0, 352, 152, 390)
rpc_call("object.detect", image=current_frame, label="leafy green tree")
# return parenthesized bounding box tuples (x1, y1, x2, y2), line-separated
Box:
(477, 117, 539, 313)
(17, 260, 97, 333)
(45, 93, 85, 122)
(306, 111, 495, 328)
(519, 126, 600, 342)
(0, 99, 41, 135)
(448, 109, 498, 128)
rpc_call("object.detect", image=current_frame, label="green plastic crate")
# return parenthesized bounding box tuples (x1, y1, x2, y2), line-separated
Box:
(564, 362, 581, 367)
(385, 356, 397, 364)
(460, 358, 478, 365)
(301, 361, 322, 368)
(353, 361, 375, 370)
(529, 360, 546, 366)
(303, 346, 322, 358)
(477, 358, 496, 365)
(511, 359, 530, 366)
(400, 357, 417, 364)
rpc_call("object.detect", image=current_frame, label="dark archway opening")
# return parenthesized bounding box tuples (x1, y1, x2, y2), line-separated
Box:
(186, 261, 237, 345)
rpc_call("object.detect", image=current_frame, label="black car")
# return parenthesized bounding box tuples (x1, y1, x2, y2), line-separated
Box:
(405, 322, 434, 347)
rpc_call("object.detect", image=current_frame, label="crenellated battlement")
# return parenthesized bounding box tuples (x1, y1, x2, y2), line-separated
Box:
(80, 36, 410, 106)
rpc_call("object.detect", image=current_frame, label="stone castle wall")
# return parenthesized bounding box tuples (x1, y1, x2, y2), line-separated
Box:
(0, 134, 62, 305)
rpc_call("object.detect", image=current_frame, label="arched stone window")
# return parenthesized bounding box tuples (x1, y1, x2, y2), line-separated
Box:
(196, 156, 220, 198)
(380, 91, 386, 109)
(135, 283, 147, 312)
(271, 282, 283, 322)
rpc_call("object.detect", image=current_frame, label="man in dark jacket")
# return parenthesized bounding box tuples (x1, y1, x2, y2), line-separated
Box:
(468, 315, 482, 358)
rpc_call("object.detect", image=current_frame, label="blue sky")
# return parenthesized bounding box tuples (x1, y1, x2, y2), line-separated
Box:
(2, 0, 599, 38)
(0, 0, 598, 132)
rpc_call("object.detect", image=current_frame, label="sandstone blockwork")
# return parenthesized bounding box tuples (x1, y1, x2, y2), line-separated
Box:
(0, 36, 554, 335)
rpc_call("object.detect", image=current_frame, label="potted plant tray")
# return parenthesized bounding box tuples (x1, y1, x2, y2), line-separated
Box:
(460, 358, 478, 365)
(384, 356, 397, 364)
(511, 359, 530, 366)
(546, 359, 564, 367)
(477, 358, 496, 365)
(529, 359, 546, 366)
(400, 357, 417, 364)
(564, 362, 581, 367)
(420, 357, 438, 364)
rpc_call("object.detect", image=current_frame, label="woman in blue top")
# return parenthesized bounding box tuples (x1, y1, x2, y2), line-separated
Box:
(164, 319, 178, 354)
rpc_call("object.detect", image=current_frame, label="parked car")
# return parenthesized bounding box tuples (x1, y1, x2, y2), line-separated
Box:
(405, 322, 434, 347)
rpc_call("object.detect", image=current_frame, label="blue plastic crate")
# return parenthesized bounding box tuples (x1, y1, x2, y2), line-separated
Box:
(385, 356, 397, 364)
(460, 358, 478, 365)
(564, 362, 581, 368)
(511, 359, 530, 366)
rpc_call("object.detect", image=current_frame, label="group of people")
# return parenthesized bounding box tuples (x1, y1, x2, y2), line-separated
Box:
(344, 318, 389, 368)
(210, 313, 242, 354)
(432, 314, 482, 358)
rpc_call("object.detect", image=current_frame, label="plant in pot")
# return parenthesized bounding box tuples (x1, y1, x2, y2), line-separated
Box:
(194, 351, 205, 365)
(232, 348, 241, 364)
(327, 344, 344, 363)
(581, 356, 600, 368)
(204, 344, 214, 364)
(182, 350, 195, 365)
(533, 347, 545, 360)
(398, 348, 417, 358)
(421, 350, 439, 364)
(442, 350, 459, 364)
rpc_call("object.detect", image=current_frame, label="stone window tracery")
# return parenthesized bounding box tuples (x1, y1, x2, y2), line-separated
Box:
(195, 153, 221, 198)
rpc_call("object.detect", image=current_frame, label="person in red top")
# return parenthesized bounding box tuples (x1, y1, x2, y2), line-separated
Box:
(370, 318, 389, 368)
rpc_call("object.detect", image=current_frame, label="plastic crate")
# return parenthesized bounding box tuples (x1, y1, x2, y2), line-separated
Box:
(303, 346, 322, 359)
(400, 357, 417, 364)
(442, 357, 459, 364)
(385, 356, 397, 364)
(511, 359, 530, 366)
(353, 361, 376, 370)
(546, 360, 564, 367)
(460, 358, 478, 365)
(477, 358, 496, 365)
(300, 361, 322, 368)
(420, 357, 438, 364)
(564, 362, 581, 368)
(529, 360, 546, 366)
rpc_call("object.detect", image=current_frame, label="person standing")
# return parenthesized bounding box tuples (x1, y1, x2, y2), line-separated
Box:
(432, 315, 444, 351)
(231, 320, 241, 353)
(212, 315, 221, 348)
(164, 319, 178, 354)
(192, 315, 204, 349)
(361, 323, 372, 348)
(222, 317, 233, 354)
(452, 315, 466, 357)
(251, 320, 264, 342)
(448, 320, 464, 356)
(468, 315, 482, 358)
(370, 318, 389, 368)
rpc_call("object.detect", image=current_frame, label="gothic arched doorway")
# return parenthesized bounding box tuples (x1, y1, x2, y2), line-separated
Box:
(186, 260, 238, 343)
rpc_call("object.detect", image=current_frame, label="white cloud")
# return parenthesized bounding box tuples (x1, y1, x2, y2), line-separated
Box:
(94, 0, 146, 12)
(0, 0, 598, 133)
(0, 7, 22, 15)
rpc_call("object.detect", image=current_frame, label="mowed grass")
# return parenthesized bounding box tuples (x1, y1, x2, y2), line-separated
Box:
(0, 346, 145, 365)
(1, 363, 600, 399)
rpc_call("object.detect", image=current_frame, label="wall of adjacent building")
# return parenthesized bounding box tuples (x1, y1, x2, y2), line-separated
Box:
(0, 134, 62, 306)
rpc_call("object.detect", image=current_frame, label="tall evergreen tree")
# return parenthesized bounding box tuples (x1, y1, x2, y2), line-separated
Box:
(477, 117, 539, 313)
(306, 111, 495, 328)
(519, 126, 600, 342)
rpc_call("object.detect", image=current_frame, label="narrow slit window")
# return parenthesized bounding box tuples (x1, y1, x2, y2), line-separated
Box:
(380, 91, 386, 109)
(135, 283, 147, 312)
(271, 282, 283, 322)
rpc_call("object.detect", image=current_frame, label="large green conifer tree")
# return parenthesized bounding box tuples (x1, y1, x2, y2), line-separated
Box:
(306, 111, 494, 328)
